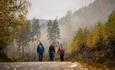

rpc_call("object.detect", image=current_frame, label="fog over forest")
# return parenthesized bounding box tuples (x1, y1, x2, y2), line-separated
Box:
(36, 0, 115, 48)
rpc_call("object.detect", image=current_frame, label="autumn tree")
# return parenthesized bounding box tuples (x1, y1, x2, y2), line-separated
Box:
(0, 0, 30, 60)
(86, 23, 106, 48)
(68, 27, 89, 53)
(105, 11, 115, 59)
(17, 21, 31, 59)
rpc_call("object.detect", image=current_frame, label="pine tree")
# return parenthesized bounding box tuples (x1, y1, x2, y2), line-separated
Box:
(47, 19, 60, 46)
(52, 19, 60, 46)
(47, 20, 53, 43)
(32, 18, 41, 39)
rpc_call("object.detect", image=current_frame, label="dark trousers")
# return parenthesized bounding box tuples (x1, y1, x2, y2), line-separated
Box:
(38, 53, 43, 61)
(50, 57, 54, 61)
(60, 55, 64, 61)
(49, 53, 54, 61)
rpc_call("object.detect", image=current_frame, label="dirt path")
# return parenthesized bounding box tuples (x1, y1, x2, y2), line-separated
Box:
(0, 62, 85, 70)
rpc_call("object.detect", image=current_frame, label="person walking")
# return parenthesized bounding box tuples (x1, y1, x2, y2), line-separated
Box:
(57, 44, 65, 61)
(49, 45, 55, 61)
(37, 42, 45, 61)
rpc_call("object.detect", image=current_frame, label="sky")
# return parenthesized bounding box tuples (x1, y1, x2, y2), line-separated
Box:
(27, 0, 95, 20)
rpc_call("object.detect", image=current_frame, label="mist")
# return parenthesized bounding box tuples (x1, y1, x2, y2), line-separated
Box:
(59, 0, 115, 46)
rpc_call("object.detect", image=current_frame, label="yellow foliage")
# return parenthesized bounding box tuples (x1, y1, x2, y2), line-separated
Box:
(67, 28, 85, 53)
(86, 23, 106, 48)
(86, 32, 97, 48)
(0, 0, 30, 47)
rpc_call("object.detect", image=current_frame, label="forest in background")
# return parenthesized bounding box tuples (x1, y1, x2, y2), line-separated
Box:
(66, 11, 115, 69)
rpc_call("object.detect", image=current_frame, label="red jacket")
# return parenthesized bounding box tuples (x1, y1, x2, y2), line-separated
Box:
(57, 48, 65, 55)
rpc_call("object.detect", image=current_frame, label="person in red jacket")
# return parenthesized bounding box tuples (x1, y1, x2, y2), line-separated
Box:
(57, 44, 65, 61)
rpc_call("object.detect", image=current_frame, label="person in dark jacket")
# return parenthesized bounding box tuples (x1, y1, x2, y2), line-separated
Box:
(37, 42, 45, 61)
(49, 45, 55, 61)
(57, 44, 65, 61)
